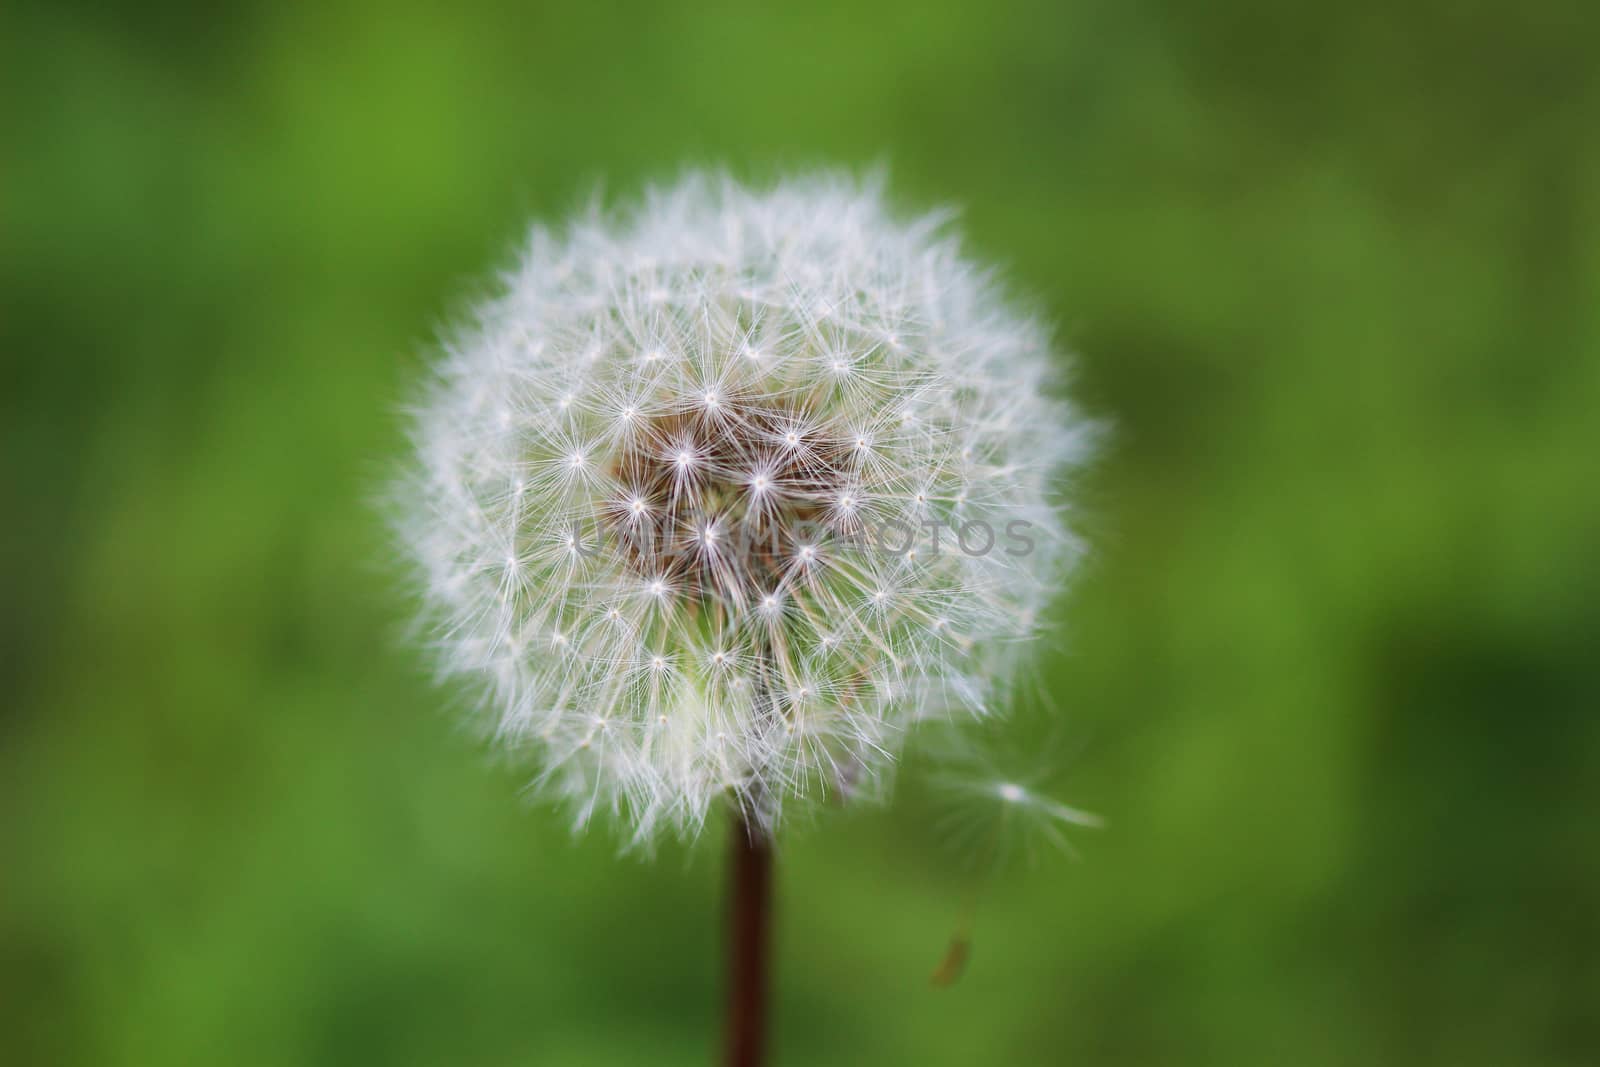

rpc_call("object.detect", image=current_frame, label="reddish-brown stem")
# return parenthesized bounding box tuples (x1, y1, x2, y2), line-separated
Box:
(725, 811, 773, 1067)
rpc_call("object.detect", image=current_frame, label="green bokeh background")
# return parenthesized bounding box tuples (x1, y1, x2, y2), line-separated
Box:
(5, 2, 1597, 1064)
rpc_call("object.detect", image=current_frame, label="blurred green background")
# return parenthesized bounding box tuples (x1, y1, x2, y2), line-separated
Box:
(5, 1, 1598, 1064)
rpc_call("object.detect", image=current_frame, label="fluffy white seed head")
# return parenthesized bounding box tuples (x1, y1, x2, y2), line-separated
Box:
(393, 172, 1096, 846)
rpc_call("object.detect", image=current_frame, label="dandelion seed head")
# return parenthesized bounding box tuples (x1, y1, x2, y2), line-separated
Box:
(391, 171, 1097, 844)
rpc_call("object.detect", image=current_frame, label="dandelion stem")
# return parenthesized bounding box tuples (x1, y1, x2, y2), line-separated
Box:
(725, 811, 772, 1067)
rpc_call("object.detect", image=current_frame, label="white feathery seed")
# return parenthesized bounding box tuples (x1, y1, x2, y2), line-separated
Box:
(393, 171, 1097, 846)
